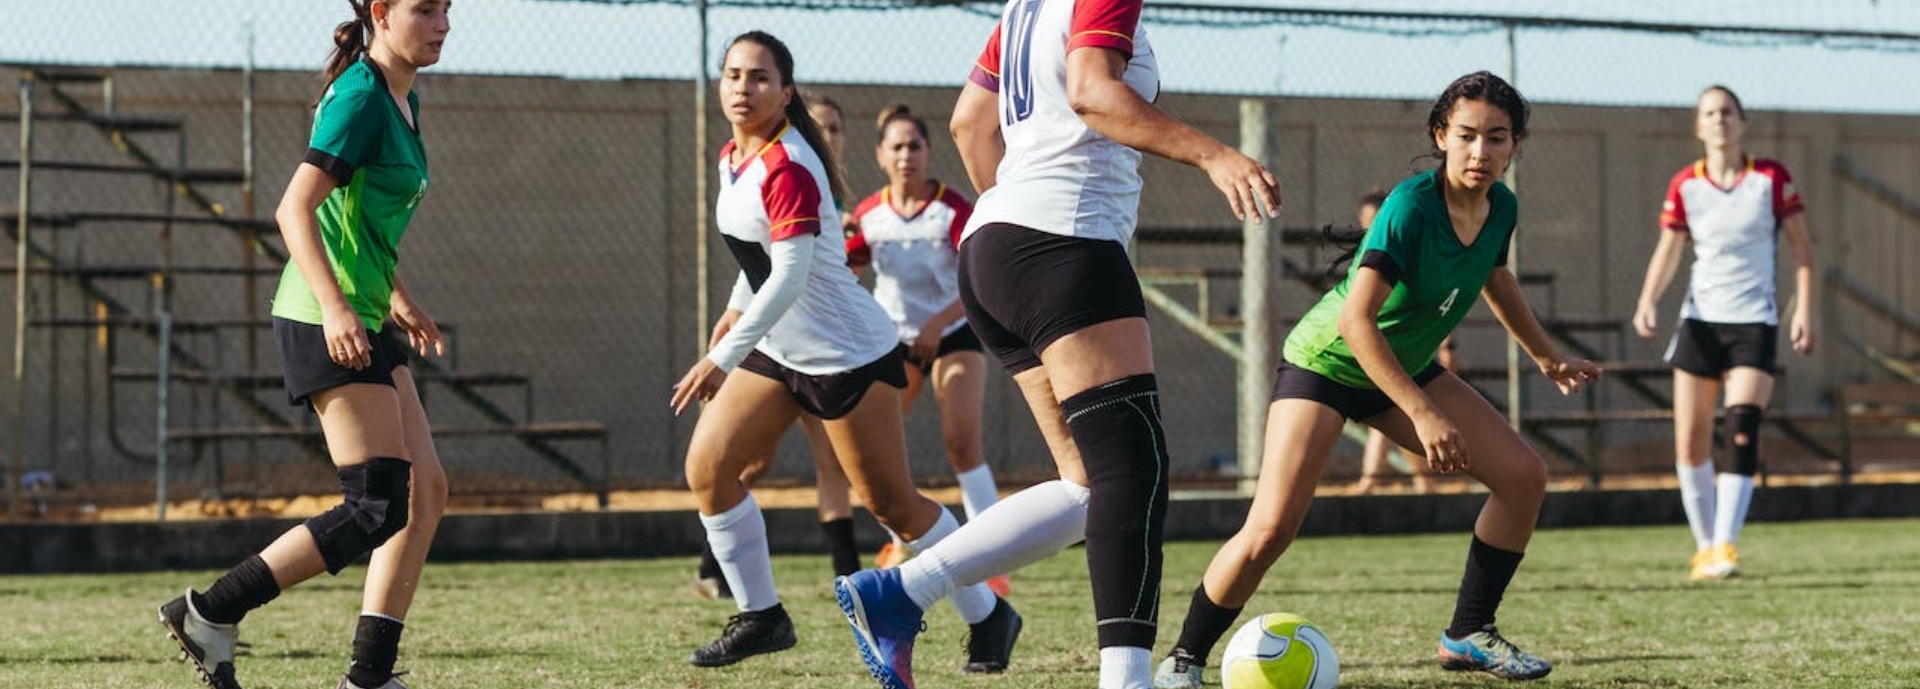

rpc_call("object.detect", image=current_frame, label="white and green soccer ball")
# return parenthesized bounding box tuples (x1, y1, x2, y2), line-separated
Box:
(1220, 612, 1339, 689)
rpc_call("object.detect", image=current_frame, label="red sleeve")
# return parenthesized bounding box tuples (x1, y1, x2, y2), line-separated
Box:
(843, 216, 870, 267)
(1762, 159, 1806, 221)
(1659, 168, 1691, 233)
(762, 157, 823, 242)
(969, 23, 1003, 93)
(1068, 0, 1141, 58)
(940, 186, 973, 249)
(846, 192, 886, 267)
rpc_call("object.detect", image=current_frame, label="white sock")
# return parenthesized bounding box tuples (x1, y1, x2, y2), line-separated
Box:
(1712, 473, 1755, 547)
(955, 464, 1000, 520)
(700, 495, 779, 613)
(899, 479, 1090, 611)
(906, 507, 996, 625)
(1099, 646, 1152, 689)
(1677, 461, 1716, 552)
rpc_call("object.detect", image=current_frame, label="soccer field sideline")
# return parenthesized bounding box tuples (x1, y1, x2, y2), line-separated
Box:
(12, 479, 1920, 575)
(3, 518, 1917, 687)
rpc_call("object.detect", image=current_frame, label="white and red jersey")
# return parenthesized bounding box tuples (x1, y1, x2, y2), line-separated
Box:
(716, 124, 896, 375)
(1659, 156, 1805, 325)
(848, 183, 973, 344)
(961, 0, 1158, 245)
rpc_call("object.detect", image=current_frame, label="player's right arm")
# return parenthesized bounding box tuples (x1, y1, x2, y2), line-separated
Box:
(952, 25, 1005, 195)
(276, 163, 369, 369)
(1633, 227, 1686, 339)
(1064, 47, 1278, 220)
(952, 81, 1002, 195)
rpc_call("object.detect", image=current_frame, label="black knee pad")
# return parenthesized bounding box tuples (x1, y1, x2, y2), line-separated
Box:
(305, 457, 412, 574)
(1724, 404, 1762, 476)
(1061, 374, 1170, 649)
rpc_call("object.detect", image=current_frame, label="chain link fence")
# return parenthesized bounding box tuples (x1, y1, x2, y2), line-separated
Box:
(3, 1, 1919, 515)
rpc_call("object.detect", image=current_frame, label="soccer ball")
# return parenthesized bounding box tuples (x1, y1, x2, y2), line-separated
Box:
(1219, 612, 1339, 689)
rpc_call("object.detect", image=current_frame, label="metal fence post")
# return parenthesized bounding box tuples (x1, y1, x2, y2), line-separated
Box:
(1238, 98, 1279, 494)
(8, 73, 35, 522)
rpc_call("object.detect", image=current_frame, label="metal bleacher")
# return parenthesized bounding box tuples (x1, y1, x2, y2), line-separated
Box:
(4, 67, 609, 508)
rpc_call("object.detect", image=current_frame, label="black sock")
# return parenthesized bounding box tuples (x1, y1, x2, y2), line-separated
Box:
(821, 518, 860, 577)
(1173, 584, 1243, 663)
(1446, 535, 1526, 638)
(697, 544, 722, 580)
(1062, 374, 1170, 650)
(347, 614, 406, 687)
(194, 555, 280, 625)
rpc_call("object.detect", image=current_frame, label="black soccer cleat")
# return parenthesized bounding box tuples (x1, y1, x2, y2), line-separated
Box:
(961, 596, 1023, 674)
(687, 604, 798, 667)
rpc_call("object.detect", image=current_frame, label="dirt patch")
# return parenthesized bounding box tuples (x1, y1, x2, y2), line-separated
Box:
(15, 470, 1917, 524)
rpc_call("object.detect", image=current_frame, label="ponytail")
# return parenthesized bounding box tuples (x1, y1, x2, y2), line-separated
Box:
(874, 102, 929, 142)
(786, 92, 851, 206)
(320, 0, 375, 104)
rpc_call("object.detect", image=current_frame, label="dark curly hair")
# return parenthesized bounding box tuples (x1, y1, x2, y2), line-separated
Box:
(1424, 70, 1529, 161)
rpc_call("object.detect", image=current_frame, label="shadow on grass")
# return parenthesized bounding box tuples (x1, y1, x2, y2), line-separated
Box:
(0, 653, 148, 665)
(412, 647, 557, 660)
(251, 647, 552, 661)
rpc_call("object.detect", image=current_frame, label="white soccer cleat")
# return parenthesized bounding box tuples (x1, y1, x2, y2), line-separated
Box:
(158, 590, 243, 689)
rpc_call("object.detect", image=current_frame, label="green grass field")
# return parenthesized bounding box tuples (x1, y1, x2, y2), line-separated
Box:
(4, 518, 1918, 688)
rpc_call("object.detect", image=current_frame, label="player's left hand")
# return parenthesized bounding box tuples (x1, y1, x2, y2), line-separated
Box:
(1540, 356, 1602, 395)
(389, 294, 445, 357)
(1790, 309, 1817, 355)
(909, 327, 942, 365)
(671, 358, 727, 416)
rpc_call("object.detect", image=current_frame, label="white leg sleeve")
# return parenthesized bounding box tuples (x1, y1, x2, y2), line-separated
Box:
(700, 495, 780, 613)
(905, 507, 996, 625)
(955, 464, 1000, 520)
(899, 479, 1089, 611)
(1677, 461, 1717, 552)
(1712, 473, 1754, 547)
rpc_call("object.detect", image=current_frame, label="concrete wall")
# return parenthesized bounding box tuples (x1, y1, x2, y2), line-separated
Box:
(2, 66, 1914, 499)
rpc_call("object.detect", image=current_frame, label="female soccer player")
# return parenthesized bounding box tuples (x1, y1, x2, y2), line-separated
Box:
(690, 92, 865, 602)
(1153, 71, 1600, 687)
(846, 104, 1008, 595)
(833, 0, 1280, 686)
(157, 3, 451, 689)
(674, 30, 1012, 671)
(1632, 84, 1816, 582)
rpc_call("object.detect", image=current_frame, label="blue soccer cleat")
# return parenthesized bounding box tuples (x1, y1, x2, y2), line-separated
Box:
(836, 568, 926, 689)
(1438, 626, 1553, 680)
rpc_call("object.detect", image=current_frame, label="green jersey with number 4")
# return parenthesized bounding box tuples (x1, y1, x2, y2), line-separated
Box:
(1283, 168, 1516, 389)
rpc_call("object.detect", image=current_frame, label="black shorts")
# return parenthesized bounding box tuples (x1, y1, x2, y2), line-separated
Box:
(737, 347, 909, 420)
(274, 316, 410, 409)
(1269, 359, 1448, 421)
(957, 223, 1148, 374)
(1667, 319, 1778, 378)
(904, 326, 986, 373)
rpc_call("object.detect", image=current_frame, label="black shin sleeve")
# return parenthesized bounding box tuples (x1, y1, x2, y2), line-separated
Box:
(1062, 374, 1170, 650)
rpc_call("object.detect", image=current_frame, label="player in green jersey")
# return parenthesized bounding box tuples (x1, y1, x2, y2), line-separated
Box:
(158, 3, 450, 689)
(1154, 72, 1601, 687)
